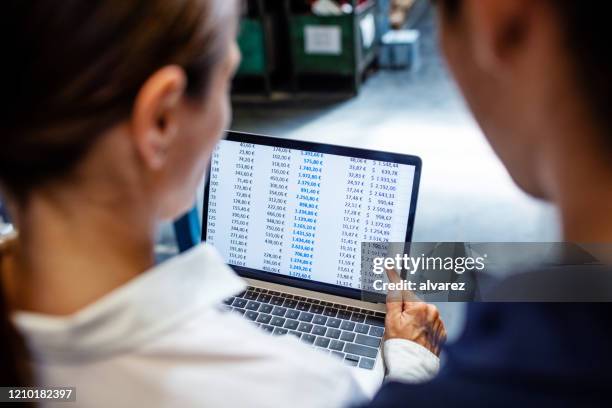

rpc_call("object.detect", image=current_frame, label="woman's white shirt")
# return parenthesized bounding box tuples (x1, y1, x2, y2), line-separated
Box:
(12, 244, 438, 408)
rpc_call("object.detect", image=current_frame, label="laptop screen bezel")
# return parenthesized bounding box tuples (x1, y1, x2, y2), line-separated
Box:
(201, 131, 422, 302)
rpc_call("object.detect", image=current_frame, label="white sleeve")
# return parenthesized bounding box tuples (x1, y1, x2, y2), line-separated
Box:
(383, 339, 440, 383)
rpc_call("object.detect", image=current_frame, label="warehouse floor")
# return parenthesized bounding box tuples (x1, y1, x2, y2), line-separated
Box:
(232, 8, 558, 243)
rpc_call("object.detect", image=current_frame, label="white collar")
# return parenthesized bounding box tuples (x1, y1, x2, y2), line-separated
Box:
(12, 243, 246, 363)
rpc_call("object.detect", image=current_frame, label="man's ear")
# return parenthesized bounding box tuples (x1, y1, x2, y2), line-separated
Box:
(131, 65, 187, 170)
(465, 0, 533, 74)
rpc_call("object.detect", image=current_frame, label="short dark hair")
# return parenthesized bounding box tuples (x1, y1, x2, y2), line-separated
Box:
(437, 0, 612, 140)
(552, 1, 612, 141)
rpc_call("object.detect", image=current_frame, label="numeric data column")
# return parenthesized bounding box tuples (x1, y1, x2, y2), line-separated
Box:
(228, 143, 256, 267)
(262, 148, 291, 273)
(364, 161, 398, 243)
(206, 146, 221, 245)
(336, 158, 367, 288)
(289, 152, 323, 280)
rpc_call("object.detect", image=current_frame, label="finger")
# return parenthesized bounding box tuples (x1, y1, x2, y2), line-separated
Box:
(424, 305, 441, 354)
(385, 293, 403, 316)
(433, 319, 443, 340)
(433, 312, 447, 340)
(440, 323, 447, 345)
(432, 320, 443, 355)
(385, 267, 404, 308)
(435, 318, 448, 355)
(428, 329, 439, 356)
(426, 304, 440, 323)
(425, 304, 440, 338)
(385, 267, 421, 306)
(427, 305, 444, 340)
(386, 266, 402, 283)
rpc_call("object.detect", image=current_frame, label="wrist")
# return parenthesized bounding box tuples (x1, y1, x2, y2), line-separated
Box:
(383, 338, 440, 383)
(384, 332, 432, 354)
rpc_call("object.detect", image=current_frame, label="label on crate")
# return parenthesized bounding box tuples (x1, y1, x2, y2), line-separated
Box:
(360, 13, 376, 49)
(304, 25, 342, 55)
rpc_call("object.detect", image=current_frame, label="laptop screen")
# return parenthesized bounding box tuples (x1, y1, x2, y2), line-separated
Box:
(203, 133, 421, 297)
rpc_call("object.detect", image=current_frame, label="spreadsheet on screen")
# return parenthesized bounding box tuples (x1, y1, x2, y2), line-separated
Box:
(206, 139, 416, 290)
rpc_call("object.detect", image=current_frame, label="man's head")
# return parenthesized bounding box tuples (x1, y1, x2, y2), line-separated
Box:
(435, 0, 612, 200)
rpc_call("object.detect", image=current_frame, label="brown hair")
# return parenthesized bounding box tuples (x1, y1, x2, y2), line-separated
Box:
(0, 0, 238, 386)
(0, 235, 32, 387)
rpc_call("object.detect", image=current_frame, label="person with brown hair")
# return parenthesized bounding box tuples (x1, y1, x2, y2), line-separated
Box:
(0, 1, 446, 406)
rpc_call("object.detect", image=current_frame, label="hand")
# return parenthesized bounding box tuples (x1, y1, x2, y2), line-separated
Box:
(384, 268, 447, 356)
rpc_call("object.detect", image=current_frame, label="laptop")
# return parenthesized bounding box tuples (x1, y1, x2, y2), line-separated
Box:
(202, 131, 421, 372)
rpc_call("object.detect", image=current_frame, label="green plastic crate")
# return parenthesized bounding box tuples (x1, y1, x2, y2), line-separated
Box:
(237, 18, 266, 76)
(289, 15, 355, 76)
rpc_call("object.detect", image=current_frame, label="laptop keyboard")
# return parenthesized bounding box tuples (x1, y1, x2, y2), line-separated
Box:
(223, 287, 385, 370)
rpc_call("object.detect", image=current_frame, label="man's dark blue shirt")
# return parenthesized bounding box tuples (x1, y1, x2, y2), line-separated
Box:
(366, 303, 612, 407)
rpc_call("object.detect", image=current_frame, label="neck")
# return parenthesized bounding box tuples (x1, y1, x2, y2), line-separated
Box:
(8, 186, 156, 315)
(546, 130, 612, 243)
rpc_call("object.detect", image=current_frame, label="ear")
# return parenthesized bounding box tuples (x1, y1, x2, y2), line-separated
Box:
(131, 65, 187, 170)
(465, 0, 534, 74)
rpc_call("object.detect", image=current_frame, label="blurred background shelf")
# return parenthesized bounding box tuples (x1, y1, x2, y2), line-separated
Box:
(233, 0, 274, 96)
(232, 0, 381, 100)
(237, 19, 267, 76)
(287, 0, 378, 95)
